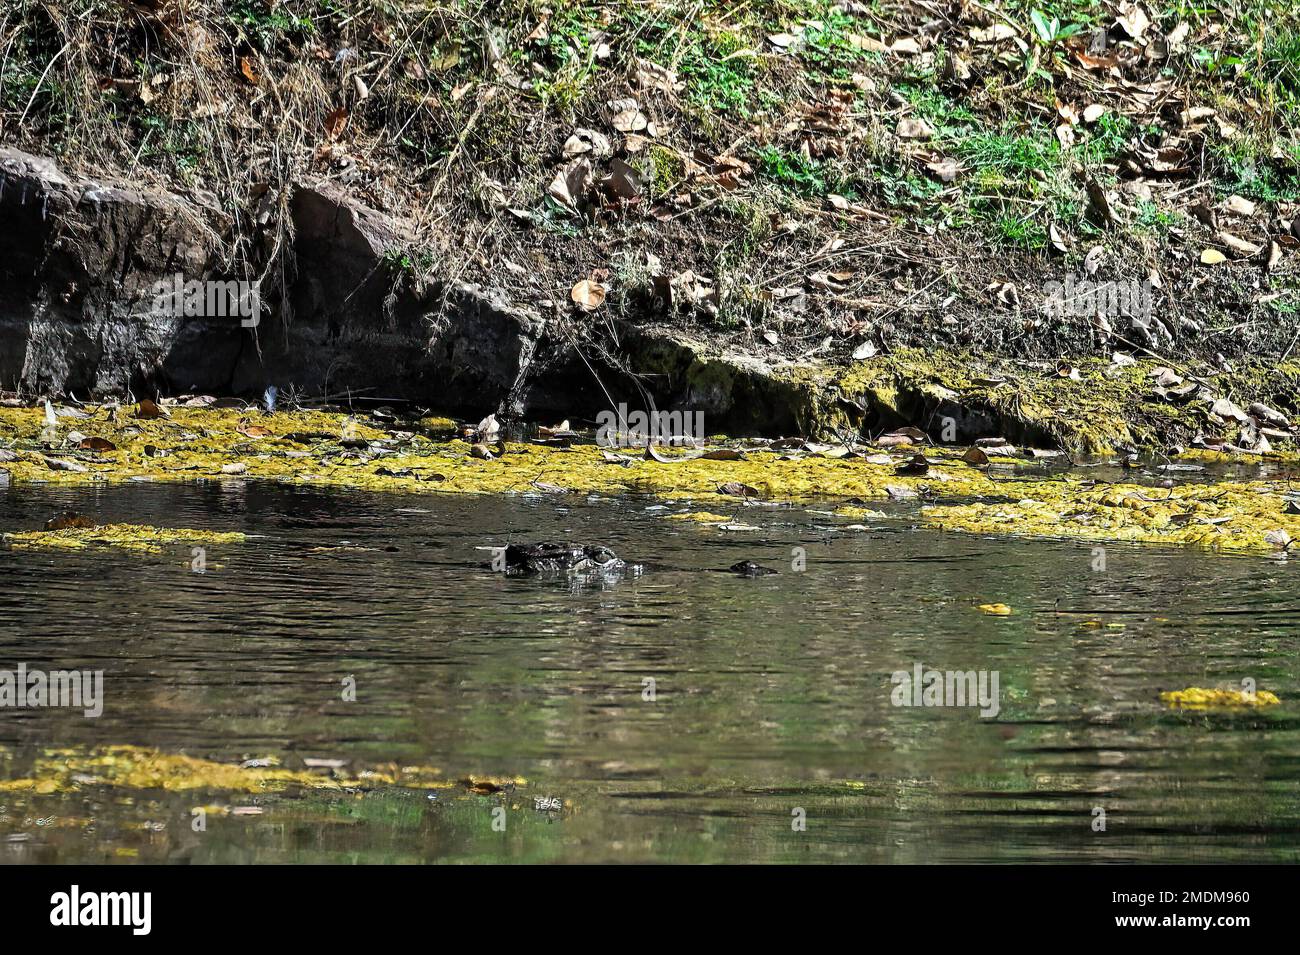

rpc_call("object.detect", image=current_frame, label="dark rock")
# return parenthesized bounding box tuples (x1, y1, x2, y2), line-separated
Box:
(613, 327, 832, 437)
(729, 560, 778, 577)
(234, 181, 550, 415)
(0, 146, 239, 397)
(0, 151, 553, 414)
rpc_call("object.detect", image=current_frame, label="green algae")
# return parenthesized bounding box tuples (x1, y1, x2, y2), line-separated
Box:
(5, 403, 1300, 557)
(1161, 687, 1282, 709)
(832, 348, 1300, 457)
(3, 523, 246, 554)
(0, 745, 520, 795)
(834, 349, 1218, 454)
(922, 480, 1300, 554)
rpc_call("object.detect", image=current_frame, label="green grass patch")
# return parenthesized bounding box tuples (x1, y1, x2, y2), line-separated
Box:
(799, 10, 884, 76)
(228, 0, 316, 50)
(677, 27, 758, 116)
(1212, 139, 1300, 202)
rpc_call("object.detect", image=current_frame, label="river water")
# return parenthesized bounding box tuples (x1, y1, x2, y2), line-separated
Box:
(0, 480, 1296, 863)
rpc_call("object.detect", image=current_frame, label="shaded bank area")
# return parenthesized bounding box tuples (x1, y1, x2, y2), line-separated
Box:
(1, 141, 1299, 453)
(3, 2, 1300, 440)
(0, 146, 559, 415)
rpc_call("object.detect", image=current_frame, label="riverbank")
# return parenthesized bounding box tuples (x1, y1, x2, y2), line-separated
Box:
(3, 3, 1299, 419)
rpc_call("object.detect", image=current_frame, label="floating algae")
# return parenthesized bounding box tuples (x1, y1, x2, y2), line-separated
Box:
(0, 745, 515, 795)
(5, 405, 1300, 556)
(3, 523, 245, 554)
(669, 511, 736, 524)
(1160, 687, 1281, 709)
(832, 505, 888, 519)
(922, 480, 1300, 555)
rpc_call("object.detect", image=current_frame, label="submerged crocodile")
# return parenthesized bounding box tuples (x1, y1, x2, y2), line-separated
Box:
(502, 542, 625, 575)
(493, 543, 779, 578)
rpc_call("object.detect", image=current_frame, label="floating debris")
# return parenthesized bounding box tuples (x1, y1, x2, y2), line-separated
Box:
(1161, 687, 1281, 709)
(4, 523, 245, 554)
(0, 745, 457, 794)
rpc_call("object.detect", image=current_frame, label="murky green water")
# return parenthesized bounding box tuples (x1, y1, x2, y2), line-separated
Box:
(1, 480, 1297, 863)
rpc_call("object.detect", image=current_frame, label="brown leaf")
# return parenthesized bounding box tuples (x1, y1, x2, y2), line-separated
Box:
(847, 33, 888, 54)
(570, 278, 607, 310)
(134, 399, 169, 419)
(604, 158, 644, 201)
(896, 117, 933, 140)
(1221, 194, 1256, 217)
(1085, 179, 1115, 227)
(717, 481, 760, 498)
(324, 106, 349, 141)
(78, 436, 116, 452)
(1217, 232, 1263, 258)
(923, 157, 960, 182)
(608, 97, 648, 132)
(1082, 104, 1107, 124)
(239, 56, 261, 85)
(1267, 242, 1283, 272)
(548, 159, 592, 210)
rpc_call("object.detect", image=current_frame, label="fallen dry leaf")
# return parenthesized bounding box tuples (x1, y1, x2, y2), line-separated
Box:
(570, 278, 607, 310)
(134, 399, 169, 419)
(717, 481, 760, 497)
(896, 117, 933, 140)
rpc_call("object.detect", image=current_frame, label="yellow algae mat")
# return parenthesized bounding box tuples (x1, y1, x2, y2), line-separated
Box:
(4, 405, 1300, 555)
(0, 744, 515, 796)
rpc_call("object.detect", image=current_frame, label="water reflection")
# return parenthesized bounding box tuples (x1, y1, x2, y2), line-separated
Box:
(0, 481, 1297, 863)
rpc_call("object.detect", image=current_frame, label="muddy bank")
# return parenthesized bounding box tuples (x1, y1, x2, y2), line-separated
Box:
(614, 330, 1300, 454)
(4, 144, 1299, 452)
